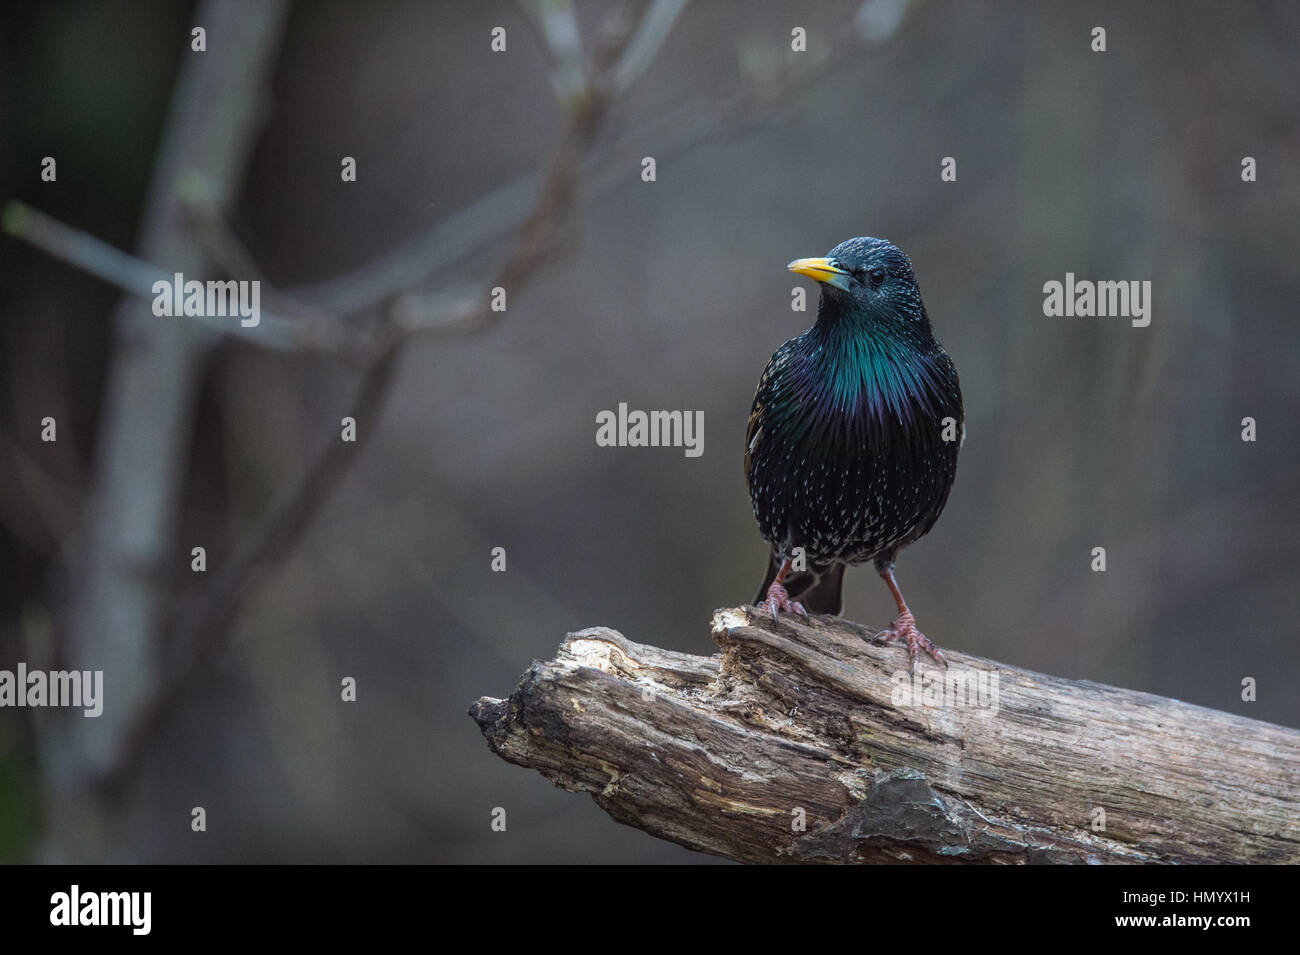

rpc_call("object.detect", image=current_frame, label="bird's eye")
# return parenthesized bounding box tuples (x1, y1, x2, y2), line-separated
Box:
(867, 267, 887, 285)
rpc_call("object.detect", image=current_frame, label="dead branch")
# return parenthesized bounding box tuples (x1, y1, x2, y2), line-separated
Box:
(472, 608, 1300, 864)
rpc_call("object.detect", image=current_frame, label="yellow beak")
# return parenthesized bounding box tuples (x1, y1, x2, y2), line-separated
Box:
(787, 257, 851, 291)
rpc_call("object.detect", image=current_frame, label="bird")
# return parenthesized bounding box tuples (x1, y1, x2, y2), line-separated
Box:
(745, 236, 964, 673)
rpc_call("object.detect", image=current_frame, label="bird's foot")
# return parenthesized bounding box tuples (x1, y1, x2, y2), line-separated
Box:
(758, 581, 809, 623)
(872, 610, 947, 675)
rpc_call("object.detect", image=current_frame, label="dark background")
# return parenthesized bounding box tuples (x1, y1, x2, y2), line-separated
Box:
(1, 0, 1297, 863)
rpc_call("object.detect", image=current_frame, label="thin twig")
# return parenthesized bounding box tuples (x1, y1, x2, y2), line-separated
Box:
(609, 0, 688, 94)
(1, 201, 357, 354)
(518, 0, 588, 104)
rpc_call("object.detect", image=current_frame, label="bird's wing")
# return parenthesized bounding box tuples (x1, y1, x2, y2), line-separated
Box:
(744, 407, 763, 488)
(744, 342, 791, 488)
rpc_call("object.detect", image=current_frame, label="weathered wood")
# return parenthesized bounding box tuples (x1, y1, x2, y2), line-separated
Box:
(471, 608, 1300, 864)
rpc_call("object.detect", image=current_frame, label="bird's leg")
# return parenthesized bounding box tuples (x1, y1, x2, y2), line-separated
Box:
(871, 564, 947, 674)
(759, 556, 809, 622)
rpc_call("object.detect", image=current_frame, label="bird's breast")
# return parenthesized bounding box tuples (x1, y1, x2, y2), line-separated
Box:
(748, 345, 961, 562)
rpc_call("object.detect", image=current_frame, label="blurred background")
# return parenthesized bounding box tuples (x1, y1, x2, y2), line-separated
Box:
(1, 0, 1297, 863)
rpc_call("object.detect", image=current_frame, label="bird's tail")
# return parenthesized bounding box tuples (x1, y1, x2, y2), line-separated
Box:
(754, 554, 845, 615)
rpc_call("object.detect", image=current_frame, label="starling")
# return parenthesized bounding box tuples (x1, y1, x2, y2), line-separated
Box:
(745, 237, 964, 673)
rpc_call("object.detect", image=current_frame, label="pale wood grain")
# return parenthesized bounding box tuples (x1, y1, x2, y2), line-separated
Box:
(472, 608, 1300, 864)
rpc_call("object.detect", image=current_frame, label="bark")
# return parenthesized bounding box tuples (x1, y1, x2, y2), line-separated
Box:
(471, 608, 1300, 864)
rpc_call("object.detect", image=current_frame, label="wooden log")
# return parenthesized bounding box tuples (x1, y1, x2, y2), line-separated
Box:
(470, 608, 1300, 864)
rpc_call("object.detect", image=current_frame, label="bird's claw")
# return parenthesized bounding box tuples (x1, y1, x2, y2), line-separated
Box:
(871, 610, 947, 675)
(759, 581, 808, 622)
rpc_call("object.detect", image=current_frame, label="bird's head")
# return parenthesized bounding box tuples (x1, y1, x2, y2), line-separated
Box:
(788, 236, 929, 334)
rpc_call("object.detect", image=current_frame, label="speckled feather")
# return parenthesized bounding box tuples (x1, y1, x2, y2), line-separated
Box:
(747, 238, 963, 611)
